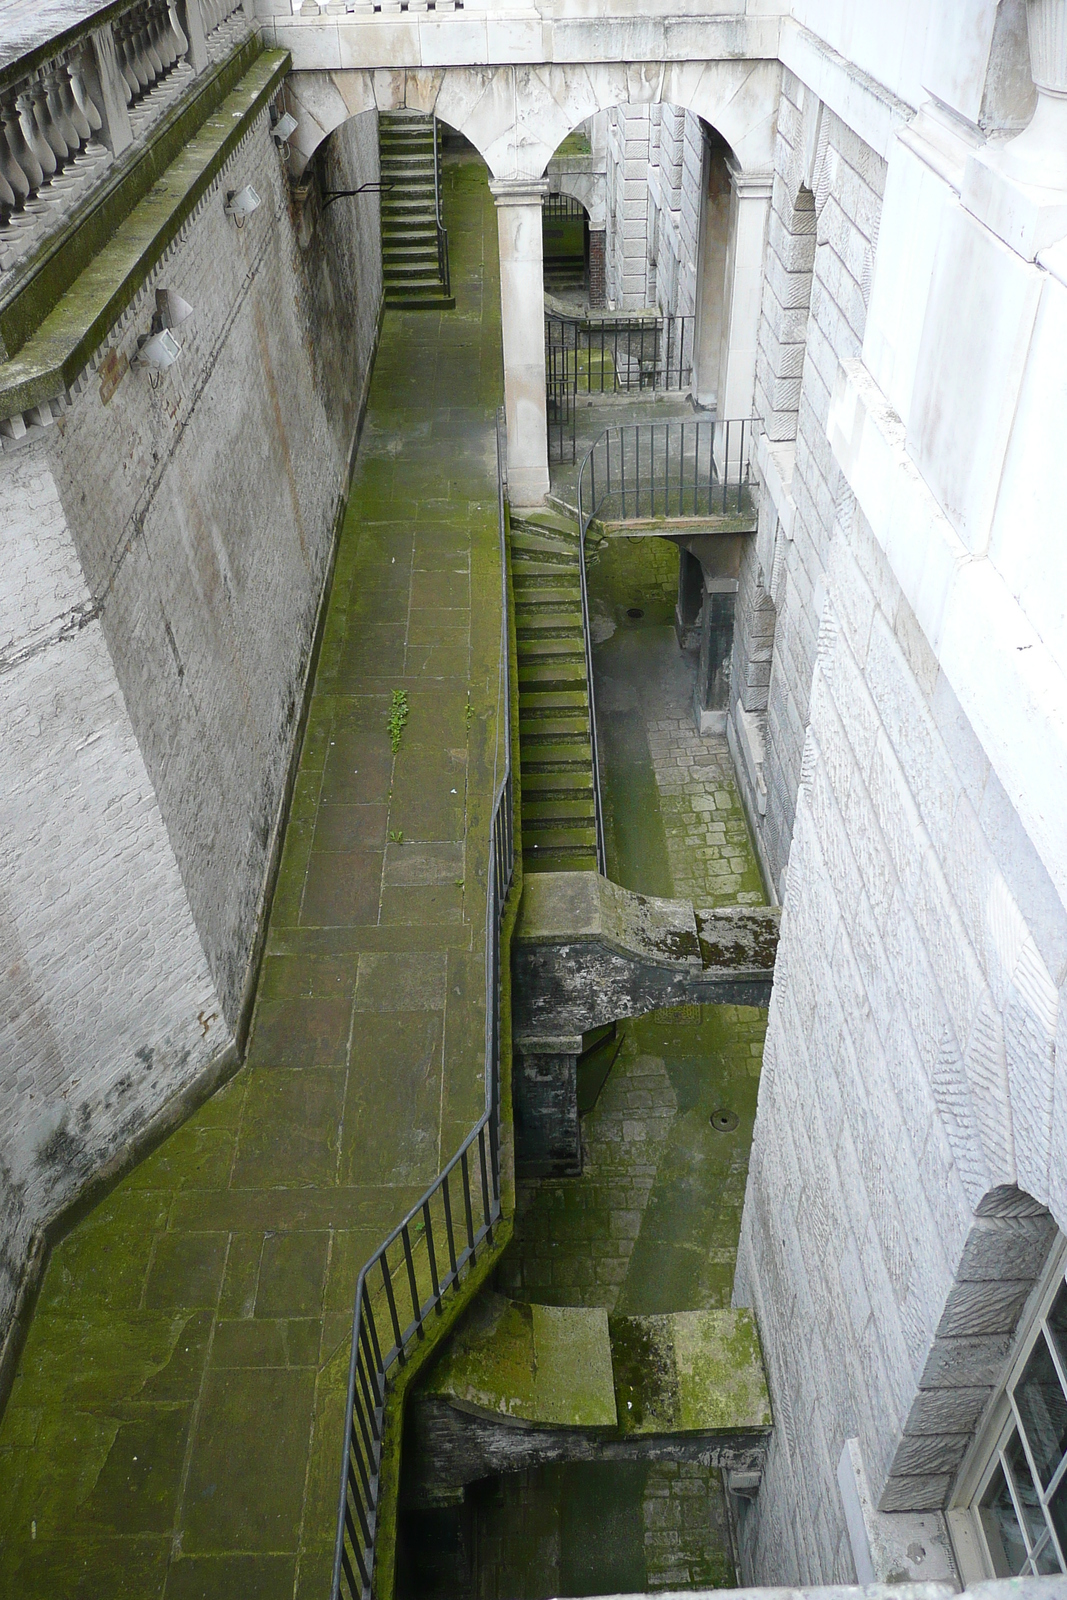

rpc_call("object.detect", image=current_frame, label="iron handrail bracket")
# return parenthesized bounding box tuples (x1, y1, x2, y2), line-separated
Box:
(330, 410, 514, 1600)
(576, 416, 756, 879)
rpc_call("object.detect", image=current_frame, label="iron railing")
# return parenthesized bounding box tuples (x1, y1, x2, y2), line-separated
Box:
(545, 313, 694, 463)
(573, 418, 756, 875)
(432, 113, 451, 301)
(330, 412, 513, 1600)
(577, 417, 756, 528)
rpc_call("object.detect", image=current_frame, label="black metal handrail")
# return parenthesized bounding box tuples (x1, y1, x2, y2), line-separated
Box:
(546, 313, 693, 395)
(545, 314, 693, 465)
(330, 412, 513, 1600)
(577, 417, 755, 528)
(432, 114, 451, 300)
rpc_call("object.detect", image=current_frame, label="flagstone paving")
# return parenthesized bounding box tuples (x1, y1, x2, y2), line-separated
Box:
(0, 158, 503, 1600)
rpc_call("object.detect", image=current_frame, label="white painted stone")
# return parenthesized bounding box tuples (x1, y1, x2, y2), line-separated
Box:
(491, 177, 550, 503)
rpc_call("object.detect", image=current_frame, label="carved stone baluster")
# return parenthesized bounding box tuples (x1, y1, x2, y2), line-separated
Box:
(122, 14, 152, 97)
(112, 19, 141, 102)
(58, 62, 93, 147)
(174, 0, 208, 72)
(17, 90, 56, 182)
(45, 67, 82, 157)
(167, 1, 190, 66)
(84, 28, 133, 153)
(137, 2, 166, 83)
(147, 0, 175, 75)
(0, 93, 34, 204)
(29, 80, 71, 176)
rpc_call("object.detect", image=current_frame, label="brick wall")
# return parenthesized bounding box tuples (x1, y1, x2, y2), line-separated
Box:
(0, 106, 381, 1341)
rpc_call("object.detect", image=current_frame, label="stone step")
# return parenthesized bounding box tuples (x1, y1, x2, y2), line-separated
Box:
(524, 848, 600, 873)
(385, 292, 457, 311)
(519, 715, 591, 740)
(511, 528, 579, 553)
(513, 579, 580, 597)
(521, 687, 589, 711)
(515, 627, 585, 646)
(511, 549, 577, 573)
(522, 777, 595, 803)
(524, 805, 598, 831)
(384, 263, 442, 282)
(521, 745, 594, 769)
(523, 826, 599, 851)
(513, 597, 582, 616)
(518, 665, 588, 693)
(511, 534, 579, 561)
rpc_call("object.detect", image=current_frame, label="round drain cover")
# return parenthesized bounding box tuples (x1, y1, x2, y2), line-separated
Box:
(627, 607, 644, 619)
(710, 1108, 739, 1132)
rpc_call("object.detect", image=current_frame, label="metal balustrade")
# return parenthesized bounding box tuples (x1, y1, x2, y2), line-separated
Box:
(577, 417, 756, 528)
(0, 0, 253, 276)
(572, 417, 756, 875)
(545, 312, 694, 463)
(330, 412, 515, 1600)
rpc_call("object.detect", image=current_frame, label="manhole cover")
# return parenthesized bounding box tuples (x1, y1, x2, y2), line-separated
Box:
(710, 1108, 739, 1132)
(627, 607, 644, 620)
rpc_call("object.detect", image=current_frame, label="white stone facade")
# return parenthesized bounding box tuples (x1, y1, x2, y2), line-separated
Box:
(601, 102, 704, 317)
(732, 1, 1067, 1586)
(0, 105, 381, 1332)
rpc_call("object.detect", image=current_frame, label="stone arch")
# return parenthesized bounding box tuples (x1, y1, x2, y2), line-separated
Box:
(546, 170, 602, 231)
(284, 59, 779, 182)
(877, 1184, 1059, 1513)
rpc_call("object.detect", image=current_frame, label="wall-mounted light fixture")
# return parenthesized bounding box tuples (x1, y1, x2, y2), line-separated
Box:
(155, 288, 194, 330)
(131, 288, 195, 383)
(272, 111, 298, 145)
(225, 184, 262, 226)
(133, 327, 182, 373)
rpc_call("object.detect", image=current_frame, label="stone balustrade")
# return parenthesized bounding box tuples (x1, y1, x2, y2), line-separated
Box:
(0, 0, 253, 278)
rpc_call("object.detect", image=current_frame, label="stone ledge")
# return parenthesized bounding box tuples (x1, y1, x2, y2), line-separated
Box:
(0, 48, 290, 421)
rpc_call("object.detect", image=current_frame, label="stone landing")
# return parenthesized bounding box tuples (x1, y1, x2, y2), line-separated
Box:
(0, 159, 503, 1600)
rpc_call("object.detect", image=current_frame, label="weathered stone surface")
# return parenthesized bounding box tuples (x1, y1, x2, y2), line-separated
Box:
(513, 871, 778, 1038)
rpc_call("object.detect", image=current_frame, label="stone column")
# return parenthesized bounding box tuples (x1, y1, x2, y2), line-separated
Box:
(696, 579, 737, 735)
(716, 170, 773, 424)
(490, 177, 550, 507)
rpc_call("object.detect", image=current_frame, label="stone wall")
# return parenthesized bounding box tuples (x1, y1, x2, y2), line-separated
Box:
(731, 59, 1067, 1587)
(731, 70, 887, 901)
(603, 103, 703, 318)
(0, 105, 381, 1343)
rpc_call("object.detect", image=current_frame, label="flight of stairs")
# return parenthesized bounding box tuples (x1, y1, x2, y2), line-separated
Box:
(512, 512, 599, 873)
(378, 112, 455, 311)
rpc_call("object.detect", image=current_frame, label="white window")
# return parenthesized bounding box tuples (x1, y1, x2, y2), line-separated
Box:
(951, 1237, 1067, 1581)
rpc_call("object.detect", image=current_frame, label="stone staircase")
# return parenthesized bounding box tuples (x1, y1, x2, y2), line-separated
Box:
(512, 511, 598, 873)
(378, 111, 455, 311)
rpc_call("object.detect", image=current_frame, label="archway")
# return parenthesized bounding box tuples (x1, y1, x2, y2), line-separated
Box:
(283, 60, 777, 501)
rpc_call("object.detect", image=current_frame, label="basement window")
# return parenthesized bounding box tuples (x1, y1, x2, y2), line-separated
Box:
(952, 1237, 1067, 1579)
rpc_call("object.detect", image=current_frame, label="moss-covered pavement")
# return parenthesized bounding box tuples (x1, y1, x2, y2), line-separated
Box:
(0, 158, 504, 1600)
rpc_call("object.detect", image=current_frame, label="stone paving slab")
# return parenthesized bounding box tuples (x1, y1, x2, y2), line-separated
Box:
(0, 158, 503, 1600)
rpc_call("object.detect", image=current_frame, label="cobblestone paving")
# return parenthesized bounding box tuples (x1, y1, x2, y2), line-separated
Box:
(586, 533, 765, 907)
(647, 720, 765, 906)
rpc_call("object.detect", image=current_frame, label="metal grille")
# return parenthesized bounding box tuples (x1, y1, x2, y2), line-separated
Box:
(545, 314, 695, 463)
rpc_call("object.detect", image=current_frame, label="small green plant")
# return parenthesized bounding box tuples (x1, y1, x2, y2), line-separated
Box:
(465, 697, 475, 729)
(388, 829, 404, 845)
(387, 689, 409, 753)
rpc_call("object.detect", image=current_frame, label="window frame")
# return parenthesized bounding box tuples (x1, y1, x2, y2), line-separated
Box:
(949, 1234, 1067, 1584)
